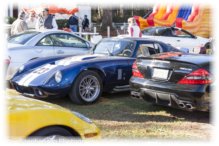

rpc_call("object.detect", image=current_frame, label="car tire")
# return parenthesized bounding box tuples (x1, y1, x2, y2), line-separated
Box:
(28, 126, 74, 139)
(69, 70, 103, 105)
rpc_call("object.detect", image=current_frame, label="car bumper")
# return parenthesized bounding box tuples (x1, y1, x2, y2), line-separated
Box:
(130, 77, 211, 111)
(11, 81, 71, 98)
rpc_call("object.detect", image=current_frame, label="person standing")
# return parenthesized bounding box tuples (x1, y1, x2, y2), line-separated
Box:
(127, 17, 142, 37)
(82, 15, 89, 32)
(35, 8, 58, 30)
(26, 11, 37, 29)
(68, 13, 79, 32)
(10, 11, 28, 36)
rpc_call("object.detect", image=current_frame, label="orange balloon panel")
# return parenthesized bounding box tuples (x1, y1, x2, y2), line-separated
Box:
(23, 5, 78, 15)
(180, 7, 211, 38)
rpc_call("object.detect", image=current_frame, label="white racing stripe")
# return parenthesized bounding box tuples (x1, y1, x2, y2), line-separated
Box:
(56, 54, 105, 66)
(18, 64, 57, 87)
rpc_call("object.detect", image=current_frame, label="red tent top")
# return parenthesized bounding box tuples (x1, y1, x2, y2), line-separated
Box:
(22, 4, 78, 15)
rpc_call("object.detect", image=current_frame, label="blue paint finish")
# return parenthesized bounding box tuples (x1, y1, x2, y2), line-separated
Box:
(11, 37, 180, 99)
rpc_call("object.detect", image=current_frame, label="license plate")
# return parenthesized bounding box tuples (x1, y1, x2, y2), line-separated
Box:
(152, 68, 169, 80)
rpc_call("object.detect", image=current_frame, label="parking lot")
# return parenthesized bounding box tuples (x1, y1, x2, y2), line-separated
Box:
(8, 89, 212, 140)
(5, 3, 214, 140)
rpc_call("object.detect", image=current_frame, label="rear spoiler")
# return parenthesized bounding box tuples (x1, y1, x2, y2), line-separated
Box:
(137, 52, 184, 60)
(136, 53, 204, 68)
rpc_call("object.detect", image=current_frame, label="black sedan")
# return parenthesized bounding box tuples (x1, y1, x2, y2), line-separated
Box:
(130, 52, 212, 111)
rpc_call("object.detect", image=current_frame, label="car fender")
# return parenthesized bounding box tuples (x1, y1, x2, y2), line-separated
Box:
(64, 64, 107, 87)
(15, 55, 72, 76)
(9, 105, 98, 139)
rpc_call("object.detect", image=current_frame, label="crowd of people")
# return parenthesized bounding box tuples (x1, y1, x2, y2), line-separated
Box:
(10, 8, 141, 38)
(10, 8, 90, 36)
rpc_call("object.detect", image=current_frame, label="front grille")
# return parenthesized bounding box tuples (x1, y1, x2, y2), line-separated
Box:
(14, 83, 34, 94)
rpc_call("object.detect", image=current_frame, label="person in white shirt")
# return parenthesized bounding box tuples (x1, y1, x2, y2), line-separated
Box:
(11, 11, 28, 36)
(26, 11, 37, 29)
(127, 17, 142, 37)
(35, 8, 58, 30)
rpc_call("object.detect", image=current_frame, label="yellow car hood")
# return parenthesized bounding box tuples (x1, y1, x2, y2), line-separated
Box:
(7, 95, 100, 139)
(8, 96, 66, 112)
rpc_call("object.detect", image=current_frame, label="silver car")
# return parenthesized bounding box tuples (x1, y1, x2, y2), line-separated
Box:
(7, 30, 93, 79)
(141, 27, 210, 53)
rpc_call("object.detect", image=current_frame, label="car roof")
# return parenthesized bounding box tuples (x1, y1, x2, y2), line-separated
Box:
(102, 36, 164, 44)
(18, 29, 90, 45)
(142, 26, 182, 30)
(23, 29, 73, 35)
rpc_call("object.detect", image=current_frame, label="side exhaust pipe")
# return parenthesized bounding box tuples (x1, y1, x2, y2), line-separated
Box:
(178, 102, 185, 108)
(185, 104, 194, 110)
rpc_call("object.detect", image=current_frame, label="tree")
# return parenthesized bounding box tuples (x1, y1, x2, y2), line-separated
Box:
(101, 9, 113, 31)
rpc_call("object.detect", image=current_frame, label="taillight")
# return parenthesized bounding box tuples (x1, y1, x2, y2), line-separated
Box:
(178, 68, 212, 85)
(5, 59, 10, 65)
(132, 61, 143, 78)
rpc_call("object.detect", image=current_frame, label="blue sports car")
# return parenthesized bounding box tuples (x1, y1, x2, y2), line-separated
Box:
(10, 37, 181, 104)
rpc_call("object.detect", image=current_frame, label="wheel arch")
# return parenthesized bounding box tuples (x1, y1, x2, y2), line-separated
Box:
(70, 66, 106, 87)
(28, 125, 81, 138)
(83, 67, 106, 86)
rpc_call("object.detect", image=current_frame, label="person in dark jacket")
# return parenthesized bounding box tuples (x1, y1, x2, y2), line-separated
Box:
(82, 15, 89, 32)
(68, 13, 79, 32)
(35, 8, 58, 30)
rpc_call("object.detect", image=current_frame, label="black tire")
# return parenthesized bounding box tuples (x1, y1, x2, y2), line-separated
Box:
(69, 70, 103, 105)
(29, 126, 73, 138)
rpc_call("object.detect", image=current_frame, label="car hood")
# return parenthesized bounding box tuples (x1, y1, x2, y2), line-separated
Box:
(8, 96, 66, 112)
(54, 54, 107, 66)
(7, 43, 24, 48)
(13, 54, 131, 86)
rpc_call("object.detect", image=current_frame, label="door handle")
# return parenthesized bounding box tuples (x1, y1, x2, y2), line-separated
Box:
(57, 50, 64, 54)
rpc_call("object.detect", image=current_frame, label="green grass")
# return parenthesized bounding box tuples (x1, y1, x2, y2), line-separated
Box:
(8, 90, 212, 140)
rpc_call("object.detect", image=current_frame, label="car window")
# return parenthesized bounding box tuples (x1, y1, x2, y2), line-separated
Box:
(8, 31, 40, 44)
(142, 27, 166, 36)
(36, 36, 53, 46)
(137, 43, 162, 57)
(162, 29, 174, 37)
(163, 43, 182, 52)
(142, 27, 157, 35)
(116, 41, 135, 57)
(93, 40, 134, 57)
(154, 43, 163, 53)
(50, 34, 87, 48)
(172, 29, 193, 38)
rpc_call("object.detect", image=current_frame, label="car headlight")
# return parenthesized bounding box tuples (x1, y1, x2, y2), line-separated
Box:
(55, 71, 62, 83)
(18, 65, 25, 73)
(73, 111, 93, 124)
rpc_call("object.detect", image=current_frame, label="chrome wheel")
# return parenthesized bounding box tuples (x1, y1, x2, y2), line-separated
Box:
(79, 75, 100, 102)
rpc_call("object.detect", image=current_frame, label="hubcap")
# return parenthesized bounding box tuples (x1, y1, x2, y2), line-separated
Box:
(79, 75, 100, 102)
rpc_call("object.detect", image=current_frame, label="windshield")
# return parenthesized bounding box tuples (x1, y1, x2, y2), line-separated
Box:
(93, 39, 135, 57)
(165, 44, 183, 53)
(142, 27, 165, 36)
(8, 31, 40, 44)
